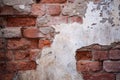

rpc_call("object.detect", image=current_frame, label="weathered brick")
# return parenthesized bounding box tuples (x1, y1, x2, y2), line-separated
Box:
(0, 50, 13, 61)
(109, 50, 120, 60)
(75, 50, 92, 61)
(7, 38, 30, 49)
(29, 39, 39, 49)
(7, 17, 36, 27)
(6, 61, 36, 71)
(76, 61, 101, 72)
(14, 49, 40, 60)
(39, 39, 51, 49)
(31, 4, 46, 16)
(29, 49, 41, 60)
(116, 73, 120, 80)
(23, 27, 44, 38)
(8, 38, 39, 49)
(69, 16, 83, 23)
(41, 0, 67, 3)
(83, 73, 115, 80)
(48, 16, 68, 25)
(0, 62, 7, 72)
(46, 4, 61, 16)
(0, 6, 19, 15)
(0, 72, 15, 80)
(93, 50, 108, 60)
(103, 61, 120, 72)
(1, 27, 22, 38)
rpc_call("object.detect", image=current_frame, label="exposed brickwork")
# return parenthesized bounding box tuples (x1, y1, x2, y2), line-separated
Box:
(75, 50, 92, 61)
(77, 61, 101, 72)
(109, 50, 120, 60)
(0, 0, 120, 80)
(103, 61, 120, 72)
(93, 50, 108, 61)
(83, 73, 115, 80)
(7, 17, 36, 27)
(76, 42, 120, 80)
(46, 4, 61, 16)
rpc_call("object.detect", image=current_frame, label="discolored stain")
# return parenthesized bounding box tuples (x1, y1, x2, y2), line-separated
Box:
(100, 18, 108, 23)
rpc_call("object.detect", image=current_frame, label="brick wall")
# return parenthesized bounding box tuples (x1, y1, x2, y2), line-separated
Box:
(76, 43, 120, 80)
(0, 0, 120, 80)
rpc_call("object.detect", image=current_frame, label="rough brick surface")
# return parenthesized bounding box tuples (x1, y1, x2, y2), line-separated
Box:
(39, 40, 51, 49)
(83, 73, 115, 80)
(7, 38, 30, 49)
(0, 50, 13, 61)
(41, 0, 67, 3)
(75, 50, 92, 61)
(14, 49, 40, 60)
(76, 61, 101, 72)
(7, 17, 36, 27)
(0, 6, 19, 15)
(31, 4, 46, 16)
(7, 38, 39, 49)
(0, 73, 15, 80)
(6, 61, 36, 71)
(46, 4, 61, 16)
(93, 50, 108, 60)
(103, 61, 120, 72)
(23, 27, 44, 38)
(109, 50, 120, 60)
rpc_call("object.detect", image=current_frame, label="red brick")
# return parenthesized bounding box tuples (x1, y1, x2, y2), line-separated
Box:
(31, 4, 46, 16)
(7, 17, 36, 27)
(75, 50, 92, 61)
(93, 50, 108, 60)
(0, 73, 15, 80)
(109, 50, 120, 60)
(0, 62, 6, 72)
(29, 49, 41, 60)
(0, 6, 20, 15)
(103, 61, 120, 72)
(83, 73, 115, 80)
(0, 50, 13, 61)
(7, 38, 39, 49)
(14, 49, 40, 60)
(39, 39, 51, 49)
(14, 50, 30, 60)
(46, 4, 61, 16)
(69, 16, 83, 23)
(6, 61, 36, 71)
(7, 38, 30, 49)
(23, 27, 44, 38)
(48, 16, 68, 25)
(29, 39, 39, 49)
(76, 61, 101, 72)
(41, 0, 67, 3)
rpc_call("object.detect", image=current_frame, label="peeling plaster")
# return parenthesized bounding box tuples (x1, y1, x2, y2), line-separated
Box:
(18, 1, 120, 80)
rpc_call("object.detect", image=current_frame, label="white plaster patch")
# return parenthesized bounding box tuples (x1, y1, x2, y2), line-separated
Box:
(18, 1, 120, 80)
